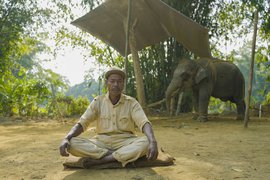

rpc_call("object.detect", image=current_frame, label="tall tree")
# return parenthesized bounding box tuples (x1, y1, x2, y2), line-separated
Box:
(0, 0, 74, 116)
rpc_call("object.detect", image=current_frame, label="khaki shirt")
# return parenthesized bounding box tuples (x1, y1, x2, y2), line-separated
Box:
(78, 93, 150, 134)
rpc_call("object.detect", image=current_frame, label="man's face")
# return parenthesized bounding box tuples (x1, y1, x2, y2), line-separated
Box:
(106, 74, 124, 96)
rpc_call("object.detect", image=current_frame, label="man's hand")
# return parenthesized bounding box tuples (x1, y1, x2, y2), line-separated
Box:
(59, 138, 70, 156)
(142, 122, 159, 160)
(59, 123, 84, 157)
(147, 141, 158, 160)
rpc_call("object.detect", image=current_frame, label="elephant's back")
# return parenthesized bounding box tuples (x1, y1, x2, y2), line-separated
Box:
(213, 61, 244, 82)
(211, 61, 245, 101)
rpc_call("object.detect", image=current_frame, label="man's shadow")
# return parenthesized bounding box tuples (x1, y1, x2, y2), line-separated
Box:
(63, 167, 167, 180)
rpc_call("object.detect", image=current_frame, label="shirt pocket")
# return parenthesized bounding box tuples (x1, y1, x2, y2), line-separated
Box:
(118, 116, 133, 131)
(99, 115, 110, 129)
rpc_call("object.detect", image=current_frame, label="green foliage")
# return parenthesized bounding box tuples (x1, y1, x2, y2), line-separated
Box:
(208, 97, 237, 115)
(0, 0, 96, 118)
(80, 0, 104, 10)
(266, 92, 270, 104)
(212, 0, 270, 50)
(226, 41, 270, 106)
(45, 95, 89, 118)
(1, 0, 270, 118)
(66, 80, 101, 101)
(69, 96, 90, 116)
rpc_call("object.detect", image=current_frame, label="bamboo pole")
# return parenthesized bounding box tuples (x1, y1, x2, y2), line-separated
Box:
(244, 10, 258, 128)
(124, 0, 132, 93)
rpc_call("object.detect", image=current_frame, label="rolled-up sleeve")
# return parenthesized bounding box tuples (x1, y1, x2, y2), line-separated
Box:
(131, 100, 151, 132)
(78, 99, 98, 131)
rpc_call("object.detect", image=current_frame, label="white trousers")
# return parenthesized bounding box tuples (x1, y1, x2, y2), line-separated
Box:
(68, 134, 149, 166)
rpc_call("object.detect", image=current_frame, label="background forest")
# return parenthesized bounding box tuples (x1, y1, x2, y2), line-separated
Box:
(0, 0, 269, 118)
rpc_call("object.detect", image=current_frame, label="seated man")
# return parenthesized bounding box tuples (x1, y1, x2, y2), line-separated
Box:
(59, 67, 158, 167)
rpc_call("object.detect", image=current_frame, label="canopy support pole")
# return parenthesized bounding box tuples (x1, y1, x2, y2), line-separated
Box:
(130, 19, 147, 110)
(124, 0, 132, 93)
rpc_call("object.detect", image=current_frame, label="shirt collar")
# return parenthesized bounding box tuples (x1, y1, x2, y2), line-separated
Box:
(105, 92, 125, 104)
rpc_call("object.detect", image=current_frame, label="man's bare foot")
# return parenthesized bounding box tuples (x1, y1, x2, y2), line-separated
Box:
(82, 154, 117, 168)
(106, 149, 114, 156)
(81, 157, 101, 167)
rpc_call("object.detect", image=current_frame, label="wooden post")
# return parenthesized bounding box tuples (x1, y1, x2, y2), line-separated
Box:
(244, 10, 258, 128)
(129, 19, 147, 110)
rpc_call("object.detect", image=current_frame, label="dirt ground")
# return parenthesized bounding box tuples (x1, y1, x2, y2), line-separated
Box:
(1, 113, 270, 180)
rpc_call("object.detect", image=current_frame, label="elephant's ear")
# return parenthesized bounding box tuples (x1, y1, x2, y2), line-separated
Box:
(195, 68, 207, 84)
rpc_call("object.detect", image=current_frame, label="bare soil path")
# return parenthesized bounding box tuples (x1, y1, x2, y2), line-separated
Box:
(1, 114, 270, 180)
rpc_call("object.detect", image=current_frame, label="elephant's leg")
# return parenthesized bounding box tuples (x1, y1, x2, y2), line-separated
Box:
(235, 100, 245, 120)
(197, 84, 211, 122)
(192, 89, 199, 120)
(197, 96, 210, 122)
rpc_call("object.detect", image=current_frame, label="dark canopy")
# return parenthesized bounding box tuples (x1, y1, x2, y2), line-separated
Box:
(72, 0, 212, 58)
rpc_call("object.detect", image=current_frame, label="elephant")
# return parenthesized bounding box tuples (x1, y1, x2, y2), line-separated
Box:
(165, 57, 245, 122)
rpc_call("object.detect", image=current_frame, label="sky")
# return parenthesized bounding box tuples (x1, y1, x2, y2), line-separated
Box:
(40, 47, 99, 86)
(38, 1, 96, 86)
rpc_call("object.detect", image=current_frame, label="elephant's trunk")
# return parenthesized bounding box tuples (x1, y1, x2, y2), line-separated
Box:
(165, 81, 181, 116)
